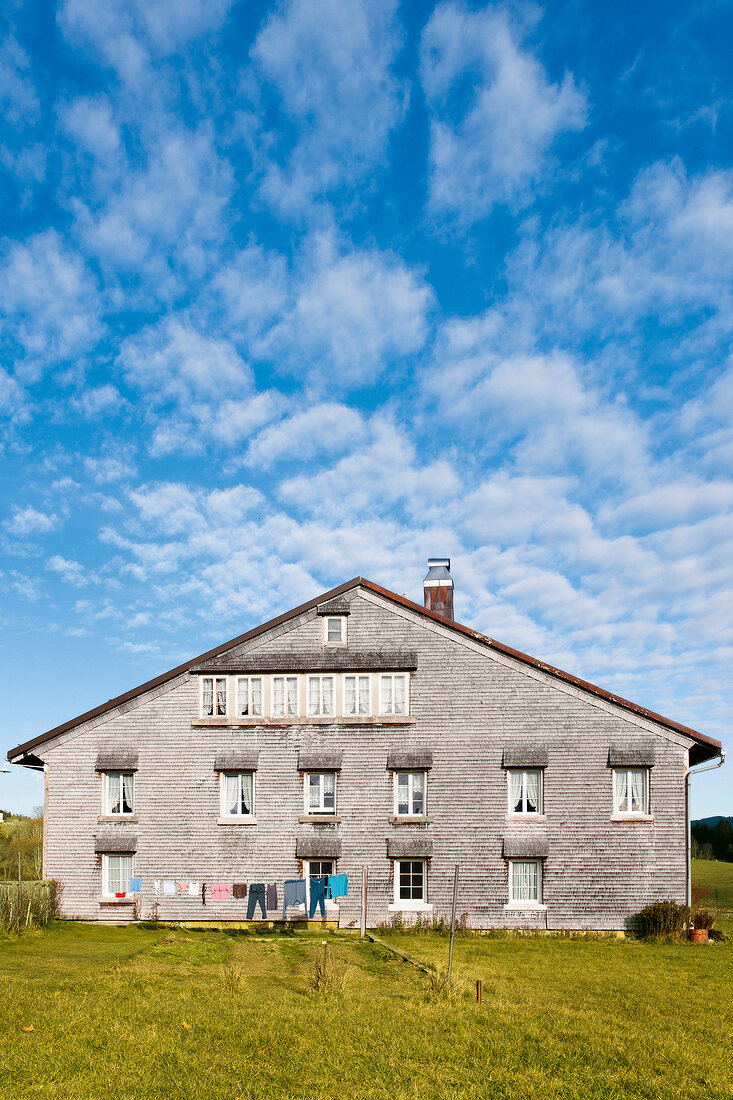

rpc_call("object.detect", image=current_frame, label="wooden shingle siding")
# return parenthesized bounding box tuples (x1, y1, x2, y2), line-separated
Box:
(40, 589, 692, 929)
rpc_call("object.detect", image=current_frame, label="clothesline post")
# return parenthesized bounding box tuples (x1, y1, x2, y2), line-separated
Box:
(360, 867, 367, 937)
(447, 863, 459, 985)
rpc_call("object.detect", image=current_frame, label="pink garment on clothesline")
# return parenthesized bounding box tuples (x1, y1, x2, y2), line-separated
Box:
(211, 882, 232, 901)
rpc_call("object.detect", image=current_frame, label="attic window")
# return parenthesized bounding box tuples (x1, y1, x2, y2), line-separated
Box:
(324, 616, 346, 645)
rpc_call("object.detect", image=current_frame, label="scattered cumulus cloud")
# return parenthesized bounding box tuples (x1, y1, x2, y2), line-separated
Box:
(5, 507, 59, 537)
(421, 2, 586, 222)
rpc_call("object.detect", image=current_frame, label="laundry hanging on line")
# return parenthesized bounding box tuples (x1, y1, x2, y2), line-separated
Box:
(282, 878, 306, 920)
(211, 882, 233, 901)
(327, 873, 348, 899)
(129, 877, 142, 894)
(266, 882, 278, 911)
(247, 883, 266, 919)
(232, 883, 248, 899)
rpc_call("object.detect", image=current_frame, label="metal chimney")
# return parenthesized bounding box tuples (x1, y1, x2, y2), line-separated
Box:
(423, 558, 454, 621)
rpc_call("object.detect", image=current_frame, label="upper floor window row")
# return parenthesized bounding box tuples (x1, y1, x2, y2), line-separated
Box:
(199, 672, 410, 720)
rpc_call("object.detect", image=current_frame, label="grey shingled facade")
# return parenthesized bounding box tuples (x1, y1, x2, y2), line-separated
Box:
(8, 582, 721, 929)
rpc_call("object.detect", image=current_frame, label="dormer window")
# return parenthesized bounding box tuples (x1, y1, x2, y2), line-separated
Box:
(324, 616, 346, 645)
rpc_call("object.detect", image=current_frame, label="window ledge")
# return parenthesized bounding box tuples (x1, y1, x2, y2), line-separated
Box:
(611, 813, 654, 822)
(505, 814, 547, 822)
(388, 902, 433, 913)
(98, 815, 138, 824)
(193, 716, 416, 727)
(504, 903, 547, 912)
(217, 816, 258, 826)
(389, 815, 433, 825)
(98, 897, 135, 906)
(299, 815, 341, 824)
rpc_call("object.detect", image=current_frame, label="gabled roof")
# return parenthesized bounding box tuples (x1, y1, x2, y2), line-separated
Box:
(7, 576, 723, 765)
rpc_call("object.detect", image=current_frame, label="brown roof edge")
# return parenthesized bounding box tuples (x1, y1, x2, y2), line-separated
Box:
(7, 577, 364, 763)
(359, 580, 723, 755)
(8, 575, 722, 764)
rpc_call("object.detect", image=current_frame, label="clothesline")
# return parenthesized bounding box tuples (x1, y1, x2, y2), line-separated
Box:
(118, 872, 349, 915)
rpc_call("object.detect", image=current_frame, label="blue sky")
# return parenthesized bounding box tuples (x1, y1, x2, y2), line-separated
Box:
(1, 0, 731, 817)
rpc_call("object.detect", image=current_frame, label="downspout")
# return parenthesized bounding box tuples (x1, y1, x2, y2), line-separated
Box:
(686, 749, 726, 906)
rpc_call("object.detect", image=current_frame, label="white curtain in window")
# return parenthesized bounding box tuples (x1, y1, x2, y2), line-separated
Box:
(615, 770, 629, 811)
(202, 678, 213, 716)
(513, 861, 538, 901)
(108, 854, 132, 895)
(122, 773, 134, 814)
(322, 677, 334, 715)
(412, 772, 425, 814)
(216, 678, 227, 715)
(238, 679, 249, 716)
(526, 770, 540, 813)
(323, 773, 335, 810)
(287, 677, 297, 715)
(240, 773, 253, 814)
(251, 678, 262, 715)
(381, 677, 392, 714)
(108, 774, 121, 814)
(344, 676, 356, 715)
(631, 770, 646, 812)
(397, 773, 409, 814)
(308, 774, 320, 809)
(358, 676, 369, 714)
(273, 678, 284, 716)
(394, 676, 406, 715)
(308, 678, 320, 716)
(510, 771, 523, 813)
(226, 775, 239, 815)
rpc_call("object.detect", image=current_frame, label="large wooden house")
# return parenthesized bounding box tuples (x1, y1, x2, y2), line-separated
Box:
(8, 561, 723, 928)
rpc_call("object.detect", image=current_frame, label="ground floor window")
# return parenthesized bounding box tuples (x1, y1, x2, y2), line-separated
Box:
(103, 853, 133, 896)
(395, 859, 426, 904)
(220, 772, 255, 818)
(508, 860, 542, 905)
(304, 860, 336, 909)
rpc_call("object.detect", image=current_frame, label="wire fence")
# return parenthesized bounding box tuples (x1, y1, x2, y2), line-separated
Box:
(0, 880, 58, 934)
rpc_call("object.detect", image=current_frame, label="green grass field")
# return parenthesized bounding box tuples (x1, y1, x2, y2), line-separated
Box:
(1, 918, 731, 1100)
(692, 858, 733, 913)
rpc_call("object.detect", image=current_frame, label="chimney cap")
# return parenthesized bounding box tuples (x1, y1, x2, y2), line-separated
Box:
(424, 558, 452, 584)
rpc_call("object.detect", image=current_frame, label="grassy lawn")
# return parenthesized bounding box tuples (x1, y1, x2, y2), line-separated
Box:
(692, 858, 733, 914)
(1, 922, 731, 1100)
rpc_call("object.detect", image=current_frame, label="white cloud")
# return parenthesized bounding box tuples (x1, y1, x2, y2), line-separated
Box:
(262, 235, 433, 386)
(0, 231, 104, 377)
(73, 129, 233, 291)
(119, 318, 251, 402)
(59, 0, 234, 88)
(421, 2, 586, 222)
(47, 555, 94, 587)
(0, 37, 40, 127)
(246, 403, 367, 468)
(70, 385, 123, 419)
(251, 0, 406, 213)
(84, 450, 138, 483)
(5, 507, 59, 537)
(210, 244, 289, 343)
(58, 96, 121, 162)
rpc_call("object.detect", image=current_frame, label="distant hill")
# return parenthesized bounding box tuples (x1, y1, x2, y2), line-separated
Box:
(693, 816, 733, 828)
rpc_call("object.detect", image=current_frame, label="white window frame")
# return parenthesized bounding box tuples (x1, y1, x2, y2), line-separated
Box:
(390, 859, 429, 911)
(271, 675, 300, 718)
(303, 859, 339, 912)
(393, 770, 427, 817)
(304, 771, 337, 816)
(323, 616, 347, 645)
(219, 772, 256, 821)
(104, 772, 135, 816)
(612, 768, 651, 817)
(507, 859, 544, 908)
(506, 769, 543, 816)
(342, 673, 372, 716)
(235, 676, 263, 718)
(306, 674, 336, 717)
(201, 675, 228, 718)
(378, 673, 409, 716)
(102, 853, 134, 898)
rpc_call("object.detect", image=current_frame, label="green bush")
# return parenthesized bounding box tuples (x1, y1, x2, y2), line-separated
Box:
(691, 908, 715, 930)
(636, 900, 691, 938)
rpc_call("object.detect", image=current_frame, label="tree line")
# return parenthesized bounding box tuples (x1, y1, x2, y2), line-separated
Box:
(0, 810, 43, 881)
(691, 818, 733, 862)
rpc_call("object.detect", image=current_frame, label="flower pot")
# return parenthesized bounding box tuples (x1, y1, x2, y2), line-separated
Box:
(690, 929, 708, 944)
(116, 892, 126, 899)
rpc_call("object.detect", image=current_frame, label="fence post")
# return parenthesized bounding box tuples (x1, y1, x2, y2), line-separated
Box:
(447, 864, 459, 985)
(360, 868, 367, 937)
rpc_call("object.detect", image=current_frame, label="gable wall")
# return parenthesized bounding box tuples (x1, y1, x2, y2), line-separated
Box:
(41, 591, 690, 929)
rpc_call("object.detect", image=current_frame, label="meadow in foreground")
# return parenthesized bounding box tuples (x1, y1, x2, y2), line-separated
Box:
(1, 916, 731, 1100)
